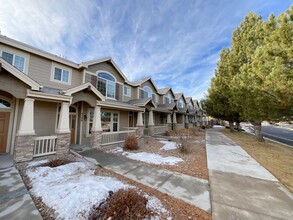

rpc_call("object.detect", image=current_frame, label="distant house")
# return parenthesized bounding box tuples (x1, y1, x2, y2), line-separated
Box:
(0, 35, 205, 162)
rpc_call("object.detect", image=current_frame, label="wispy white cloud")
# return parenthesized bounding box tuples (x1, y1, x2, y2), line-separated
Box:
(0, 0, 291, 99)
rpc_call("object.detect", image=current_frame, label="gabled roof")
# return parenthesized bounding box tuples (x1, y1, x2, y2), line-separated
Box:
(81, 57, 135, 85)
(174, 93, 187, 102)
(61, 82, 105, 101)
(133, 77, 159, 93)
(98, 99, 144, 112)
(0, 58, 41, 90)
(127, 98, 156, 108)
(1, 35, 82, 69)
(157, 87, 176, 97)
(156, 103, 178, 111)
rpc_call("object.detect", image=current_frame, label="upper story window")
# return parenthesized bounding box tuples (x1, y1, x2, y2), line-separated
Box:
(53, 67, 70, 83)
(97, 72, 116, 99)
(188, 102, 193, 109)
(165, 93, 173, 104)
(178, 98, 185, 108)
(1, 51, 25, 72)
(124, 85, 131, 97)
(143, 86, 153, 98)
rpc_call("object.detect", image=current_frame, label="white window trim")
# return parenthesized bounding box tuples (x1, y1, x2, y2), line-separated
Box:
(96, 71, 117, 99)
(0, 49, 27, 74)
(124, 85, 131, 97)
(86, 109, 120, 136)
(50, 63, 72, 85)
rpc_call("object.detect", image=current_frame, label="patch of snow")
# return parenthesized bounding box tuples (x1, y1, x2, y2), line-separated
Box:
(242, 126, 255, 135)
(145, 195, 171, 220)
(194, 139, 205, 143)
(122, 152, 183, 165)
(160, 141, 177, 150)
(213, 125, 225, 128)
(26, 159, 49, 168)
(27, 162, 129, 219)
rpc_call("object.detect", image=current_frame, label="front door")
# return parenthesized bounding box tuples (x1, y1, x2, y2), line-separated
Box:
(0, 112, 10, 153)
(69, 114, 76, 144)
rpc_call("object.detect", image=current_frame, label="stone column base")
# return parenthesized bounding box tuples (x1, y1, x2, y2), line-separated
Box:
(56, 133, 70, 155)
(14, 135, 35, 163)
(167, 124, 172, 132)
(91, 131, 102, 149)
(185, 123, 189, 129)
(136, 126, 144, 137)
(148, 125, 154, 136)
(172, 123, 177, 130)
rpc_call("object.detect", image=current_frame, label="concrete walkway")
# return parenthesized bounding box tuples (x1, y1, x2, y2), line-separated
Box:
(0, 154, 42, 220)
(78, 149, 211, 212)
(206, 128, 293, 220)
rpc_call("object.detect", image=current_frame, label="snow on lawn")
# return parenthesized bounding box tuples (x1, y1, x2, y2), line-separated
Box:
(159, 141, 177, 150)
(213, 125, 225, 128)
(26, 160, 170, 220)
(122, 152, 183, 165)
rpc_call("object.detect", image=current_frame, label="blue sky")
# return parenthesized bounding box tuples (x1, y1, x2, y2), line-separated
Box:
(0, 0, 291, 100)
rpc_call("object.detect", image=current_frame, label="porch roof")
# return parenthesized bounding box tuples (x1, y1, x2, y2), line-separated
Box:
(0, 57, 41, 90)
(127, 98, 156, 108)
(98, 99, 144, 112)
(155, 103, 178, 112)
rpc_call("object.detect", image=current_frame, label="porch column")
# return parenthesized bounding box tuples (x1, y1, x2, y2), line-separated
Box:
(18, 98, 35, 135)
(14, 98, 35, 162)
(148, 110, 154, 136)
(185, 115, 189, 129)
(167, 113, 172, 131)
(136, 111, 144, 136)
(172, 112, 177, 130)
(56, 102, 70, 155)
(91, 105, 102, 149)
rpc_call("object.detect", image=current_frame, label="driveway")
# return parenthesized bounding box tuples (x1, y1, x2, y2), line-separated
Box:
(206, 128, 293, 220)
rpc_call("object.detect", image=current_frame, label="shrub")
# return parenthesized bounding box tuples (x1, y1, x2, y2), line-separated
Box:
(40, 159, 72, 168)
(164, 131, 171, 136)
(123, 135, 139, 150)
(90, 189, 150, 220)
(201, 125, 206, 129)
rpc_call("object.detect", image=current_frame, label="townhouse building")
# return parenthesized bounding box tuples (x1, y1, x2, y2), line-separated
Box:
(0, 35, 205, 162)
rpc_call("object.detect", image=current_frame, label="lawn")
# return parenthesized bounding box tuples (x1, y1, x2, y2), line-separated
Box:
(221, 129, 293, 192)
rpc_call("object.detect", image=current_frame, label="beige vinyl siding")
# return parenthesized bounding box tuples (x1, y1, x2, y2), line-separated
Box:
(87, 62, 124, 83)
(34, 101, 57, 136)
(72, 91, 97, 107)
(28, 54, 83, 89)
(158, 95, 164, 104)
(0, 70, 29, 99)
(122, 85, 136, 102)
(119, 111, 128, 129)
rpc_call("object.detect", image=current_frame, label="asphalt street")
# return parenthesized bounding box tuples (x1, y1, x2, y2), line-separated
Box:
(246, 125, 293, 147)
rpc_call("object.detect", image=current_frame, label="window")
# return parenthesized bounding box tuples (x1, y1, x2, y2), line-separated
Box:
(165, 93, 173, 104)
(124, 85, 131, 97)
(178, 98, 185, 108)
(53, 67, 70, 83)
(2, 51, 25, 72)
(143, 86, 153, 98)
(97, 72, 116, 98)
(188, 102, 193, 109)
(87, 109, 119, 135)
(0, 99, 11, 109)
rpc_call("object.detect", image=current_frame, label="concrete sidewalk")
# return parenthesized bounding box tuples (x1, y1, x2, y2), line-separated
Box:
(79, 149, 211, 212)
(0, 154, 42, 220)
(206, 128, 293, 220)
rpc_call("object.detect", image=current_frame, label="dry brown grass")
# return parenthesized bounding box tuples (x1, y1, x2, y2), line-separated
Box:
(40, 159, 72, 168)
(221, 129, 293, 192)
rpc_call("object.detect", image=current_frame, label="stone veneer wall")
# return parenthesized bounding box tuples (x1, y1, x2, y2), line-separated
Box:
(148, 125, 154, 136)
(55, 133, 70, 154)
(136, 126, 144, 137)
(91, 131, 102, 149)
(14, 135, 35, 162)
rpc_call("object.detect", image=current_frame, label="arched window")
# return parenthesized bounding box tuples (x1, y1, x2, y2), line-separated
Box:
(143, 86, 153, 98)
(178, 98, 185, 108)
(165, 92, 173, 104)
(0, 99, 11, 109)
(97, 72, 116, 98)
